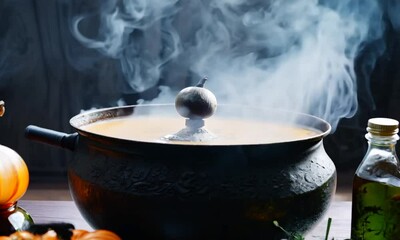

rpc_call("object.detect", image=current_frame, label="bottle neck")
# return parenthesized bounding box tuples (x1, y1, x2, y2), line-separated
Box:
(366, 133, 398, 154)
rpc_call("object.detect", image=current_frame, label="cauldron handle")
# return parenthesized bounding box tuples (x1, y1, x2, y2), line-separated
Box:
(25, 125, 78, 151)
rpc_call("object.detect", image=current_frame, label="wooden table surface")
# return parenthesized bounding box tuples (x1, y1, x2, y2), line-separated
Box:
(18, 200, 352, 239)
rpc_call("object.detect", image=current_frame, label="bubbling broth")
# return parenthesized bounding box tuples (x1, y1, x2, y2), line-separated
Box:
(80, 116, 322, 145)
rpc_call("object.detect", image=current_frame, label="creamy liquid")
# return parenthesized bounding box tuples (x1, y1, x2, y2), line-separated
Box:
(80, 116, 322, 145)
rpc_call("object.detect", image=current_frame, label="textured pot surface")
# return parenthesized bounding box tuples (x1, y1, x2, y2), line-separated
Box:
(69, 144, 335, 240)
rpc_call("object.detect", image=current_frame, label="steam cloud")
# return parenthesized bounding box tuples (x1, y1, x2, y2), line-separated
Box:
(71, 0, 391, 131)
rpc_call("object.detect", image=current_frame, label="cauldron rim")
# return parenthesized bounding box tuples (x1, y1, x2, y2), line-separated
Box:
(69, 103, 331, 147)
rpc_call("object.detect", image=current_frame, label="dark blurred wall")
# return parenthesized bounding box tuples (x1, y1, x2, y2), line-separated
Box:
(0, 0, 399, 181)
(0, 0, 127, 179)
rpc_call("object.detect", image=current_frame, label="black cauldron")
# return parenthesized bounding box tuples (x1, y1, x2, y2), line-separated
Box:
(25, 104, 336, 240)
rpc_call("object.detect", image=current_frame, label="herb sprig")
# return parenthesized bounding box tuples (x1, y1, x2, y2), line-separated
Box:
(273, 217, 333, 240)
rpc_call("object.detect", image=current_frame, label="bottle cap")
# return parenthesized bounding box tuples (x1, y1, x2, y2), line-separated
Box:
(367, 118, 399, 136)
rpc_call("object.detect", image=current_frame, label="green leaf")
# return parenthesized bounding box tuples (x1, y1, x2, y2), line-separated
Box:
(273, 220, 305, 240)
(274, 218, 334, 240)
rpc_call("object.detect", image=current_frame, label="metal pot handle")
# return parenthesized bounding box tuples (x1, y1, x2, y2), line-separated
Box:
(25, 125, 78, 151)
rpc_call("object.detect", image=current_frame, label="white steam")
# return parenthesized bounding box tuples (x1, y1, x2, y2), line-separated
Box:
(71, 0, 387, 131)
(72, 0, 180, 92)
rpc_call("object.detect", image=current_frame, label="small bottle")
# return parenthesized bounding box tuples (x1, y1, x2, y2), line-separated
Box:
(351, 117, 400, 240)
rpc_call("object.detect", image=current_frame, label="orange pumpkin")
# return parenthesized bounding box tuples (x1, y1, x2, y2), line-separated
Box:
(5, 231, 36, 240)
(0, 145, 29, 205)
(0, 229, 121, 240)
(0, 101, 29, 204)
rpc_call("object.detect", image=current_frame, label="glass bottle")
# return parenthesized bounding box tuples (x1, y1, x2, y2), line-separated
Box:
(351, 117, 400, 240)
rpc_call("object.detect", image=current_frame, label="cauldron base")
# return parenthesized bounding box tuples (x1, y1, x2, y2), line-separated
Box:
(68, 170, 336, 240)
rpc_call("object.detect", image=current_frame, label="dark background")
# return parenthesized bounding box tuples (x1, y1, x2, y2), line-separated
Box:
(0, 0, 400, 185)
